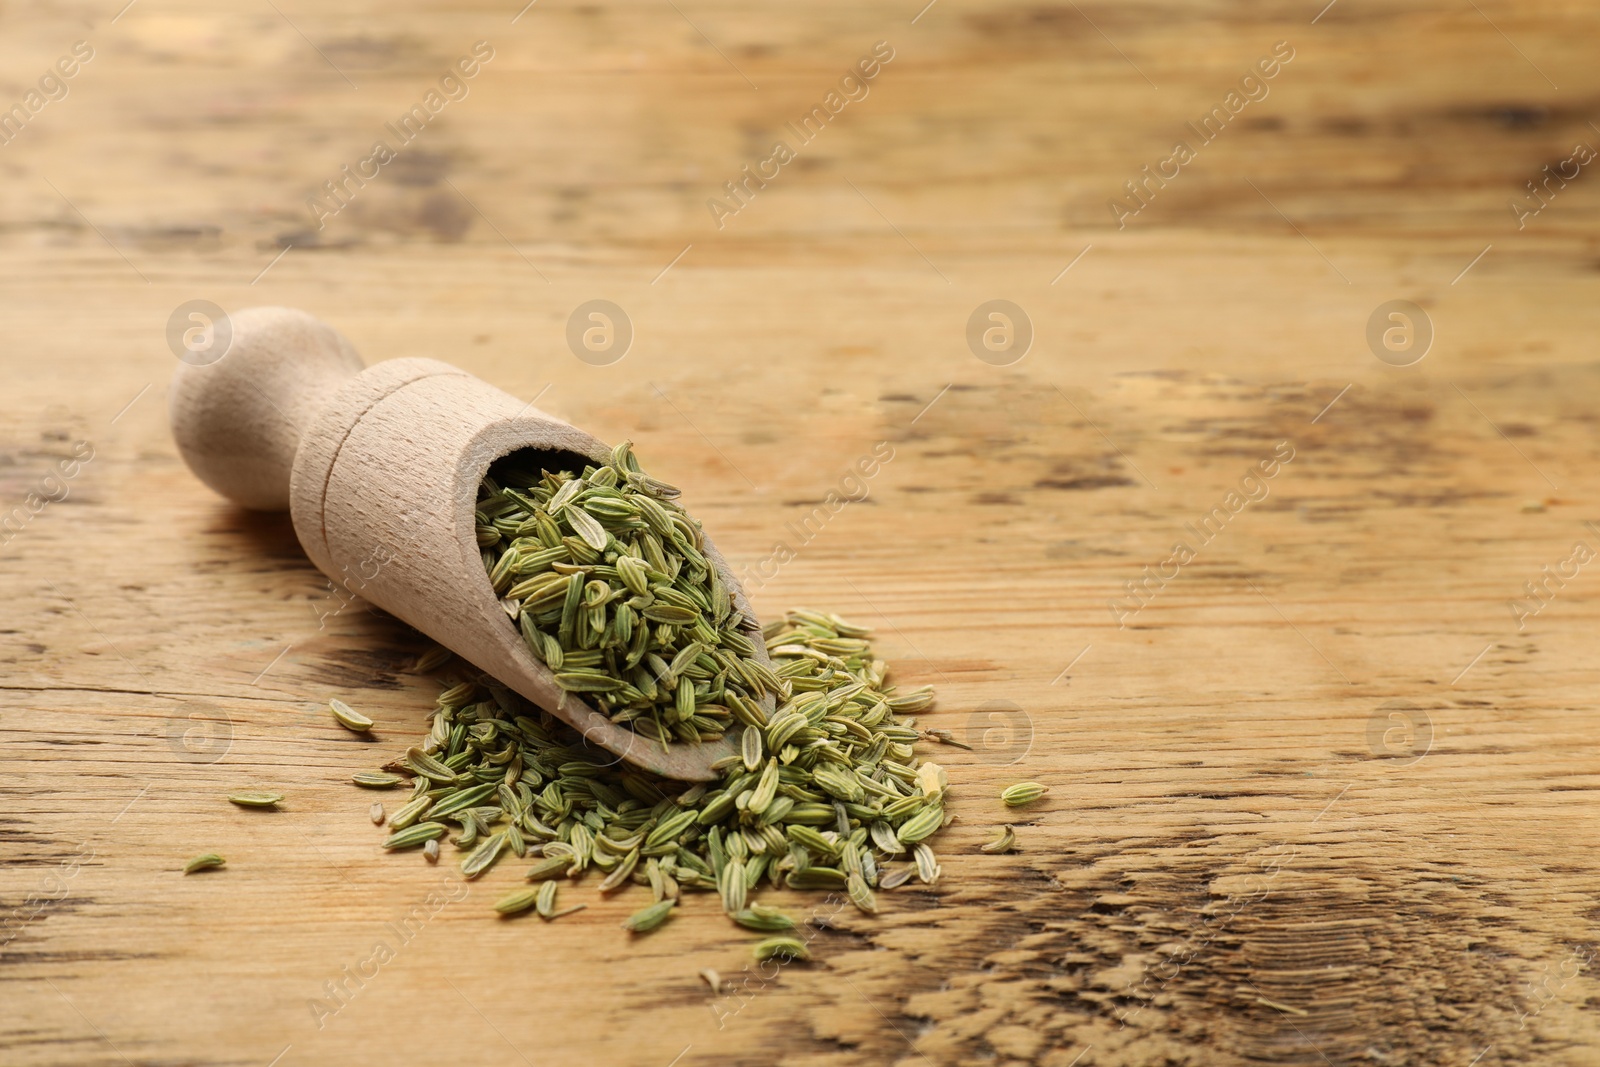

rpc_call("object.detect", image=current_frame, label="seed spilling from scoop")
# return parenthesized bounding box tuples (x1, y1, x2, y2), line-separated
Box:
(352, 608, 949, 949)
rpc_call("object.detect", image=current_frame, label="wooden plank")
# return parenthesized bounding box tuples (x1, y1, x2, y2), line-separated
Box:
(4, 1, 1600, 1065)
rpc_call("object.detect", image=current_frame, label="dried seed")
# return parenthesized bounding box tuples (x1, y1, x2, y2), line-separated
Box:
(980, 826, 1016, 854)
(423, 839, 440, 863)
(847, 871, 877, 914)
(718, 858, 748, 915)
(752, 936, 810, 963)
(355, 606, 960, 943)
(408, 645, 453, 674)
(536, 879, 559, 918)
(352, 771, 405, 788)
(895, 804, 944, 844)
(1000, 782, 1049, 807)
(227, 791, 283, 809)
(525, 855, 570, 881)
(388, 794, 433, 831)
(732, 904, 796, 932)
(879, 864, 915, 889)
(405, 747, 457, 783)
(622, 899, 676, 933)
(495, 887, 541, 915)
(700, 968, 722, 995)
(369, 802, 386, 825)
(869, 821, 904, 855)
(329, 698, 374, 732)
(599, 848, 641, 892)
(566, 506, 610, 551)
(183, 853, 225, 874)
(383, 822, 447, 849)
(786, 867, 847, 890)
(460, 832, 509, 879)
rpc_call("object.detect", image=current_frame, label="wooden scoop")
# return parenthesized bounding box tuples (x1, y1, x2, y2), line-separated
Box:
(168, 305, 761, 781)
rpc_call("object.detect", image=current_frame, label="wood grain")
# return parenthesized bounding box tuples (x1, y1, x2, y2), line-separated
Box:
(4, 1, 1600, 1065)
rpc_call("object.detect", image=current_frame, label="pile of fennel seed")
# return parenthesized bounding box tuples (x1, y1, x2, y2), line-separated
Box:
(354, 608, 949, 944)
(476, 441, 778, 748)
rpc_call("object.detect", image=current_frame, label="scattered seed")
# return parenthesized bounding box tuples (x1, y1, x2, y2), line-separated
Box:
(460, 832, 509, 879)
(369, 802, 385, 825)
(383, 822, 447, 849)
(879, 864, 915, 889)
(700, 968, 722, 995)
(388, 794, 433, 831)
(352, 771, 404, 788)
(921, 728, 973, 750)
(329, 698, 374, 732)
(752, 936, 810, 963)
(353, 607, 967, 954)
(227, 791, 283, 809)
(732, 904, 796, 932)
(622, 899, 676, 933)
(495, 887, 541, 915)
(1000, 782, 1049, 807)
(532, 879, 559, 919)
(183, 853, 225, 874)
(980, 826, 1016, 854)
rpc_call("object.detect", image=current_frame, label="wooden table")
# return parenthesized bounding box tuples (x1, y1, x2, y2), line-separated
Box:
(4, 2, 1599, 1064)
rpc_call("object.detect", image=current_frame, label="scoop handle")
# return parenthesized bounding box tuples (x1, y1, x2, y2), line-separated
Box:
(168, 306, 365, 511)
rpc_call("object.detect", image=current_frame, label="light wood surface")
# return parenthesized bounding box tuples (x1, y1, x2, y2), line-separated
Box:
(4, 2, 1600, 1065)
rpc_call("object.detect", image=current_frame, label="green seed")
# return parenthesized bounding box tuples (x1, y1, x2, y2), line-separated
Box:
(352, 771, 404, 788)
(535, 879, 560, 918)
(740, 724, 764, 772)
(409, 645, 453, 674)
(329, 698, 374, 732)
(388, 794, 433, 830)
(752, 936, 810, 963)
(870, 821, 904, 855)
(525, 855, 572, 881)
(980, 826, 1016, 854)
(405, 747, 457, 783)
(494, 887, 541, 915)
(718, 858, 747, 915)
(1000, 782, 1049, 807)
(460, 832, 508, 879)
(879, 864, 915, 889)
(786, 866, 847, 890)
(227, 791, 283, 809)
(847, 871, 877, 914)
(896, 804, 944, 844)
(353, 605, 961, 946)
(622, 899, 676, 933)
(732, 904, 795, 932)
(383, 822, 446, 849)
(183, 853, 225, 874)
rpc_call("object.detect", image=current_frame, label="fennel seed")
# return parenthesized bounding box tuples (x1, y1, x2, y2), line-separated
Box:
(227, 791, 283, 809)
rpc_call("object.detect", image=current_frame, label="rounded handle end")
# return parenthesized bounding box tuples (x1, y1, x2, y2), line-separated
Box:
(169, 306, 364, 510)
